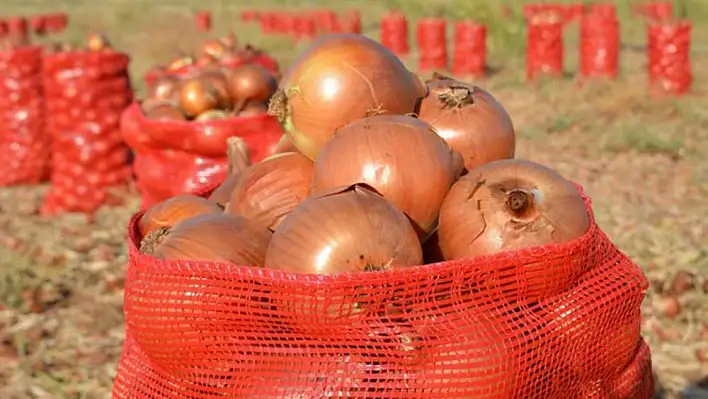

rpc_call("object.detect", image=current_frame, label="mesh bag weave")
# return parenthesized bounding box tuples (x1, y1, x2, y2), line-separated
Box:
(113, 185, 653, 398)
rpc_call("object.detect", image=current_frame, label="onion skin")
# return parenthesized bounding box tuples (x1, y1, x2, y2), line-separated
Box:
(153, 213, 272, 266)
(312, 114, 454, 237)
(201, 38, 228, 59)
(225, 152, 313, 230)
(167, 54, 194, 71)
(179, 77, 220, 118)
(264, 184, 422, 274)
(417, 77, 515, 171)
(139, 194, 223, 237)
(268, 34, 426, 160)
(438, 159, 590, 299)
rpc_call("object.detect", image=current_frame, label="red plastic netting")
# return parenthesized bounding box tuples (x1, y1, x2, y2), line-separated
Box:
(526, 18, 564, 80)
(648, 20, 692, 96)
(452, 21, 486, 77)
(120, 102, 283, 209)
(41, 51, 133, 215)
(0, 45, 49, 186)
(416, 18, 448, 72)
(112, 185, 654, 398)
(579, 13, 620, 79)
(380, 11, 409, 56)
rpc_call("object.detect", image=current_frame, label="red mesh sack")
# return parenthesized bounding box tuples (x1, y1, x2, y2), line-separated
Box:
(452, 21, 486, 77)
(579, 13, 620, 79)
(294, 15, 317, 41)
(195, 10, 212, 32)
(0, 45, 49, 186)
(112, 185, 654, 398)
(41, 51, 133, 215)
(526, 17, 565, 80)
(416, 18, 448, 72)
(648, 20, 692, 96)
(120, 102, 282, 208)
(380, 10, 410, 56)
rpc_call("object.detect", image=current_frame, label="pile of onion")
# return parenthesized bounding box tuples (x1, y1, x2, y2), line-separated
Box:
(141, 36, 279, 122)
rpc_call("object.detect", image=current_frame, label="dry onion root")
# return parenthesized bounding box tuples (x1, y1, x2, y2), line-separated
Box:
(267, 34, 427, 159)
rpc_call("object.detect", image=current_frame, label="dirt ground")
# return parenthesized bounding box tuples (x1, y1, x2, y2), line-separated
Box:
(0, 0, 706, 398)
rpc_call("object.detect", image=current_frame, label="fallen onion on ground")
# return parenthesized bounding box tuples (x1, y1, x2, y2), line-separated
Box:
(225, 151, 314, 230)
(311, 114, 454, 238)
(417, 73, 516, 172)
(267, 34, 427, 159)
(264, 183, 422, 274)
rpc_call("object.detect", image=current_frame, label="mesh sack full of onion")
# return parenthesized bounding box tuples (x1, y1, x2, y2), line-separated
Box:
(121, 61, 284, 209)
(113, 35, 652, 399)
(41, 47, 133, 215)
(0, 44, 49, 186)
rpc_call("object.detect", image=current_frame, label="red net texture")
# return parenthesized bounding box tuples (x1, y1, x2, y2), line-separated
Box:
(452, 21, 486, 77)
(579, 13, 620, 79)
(112, 185, 654, 398)
(416, 18, 448, 72)
(294, 15, 317, 41)
(526, 19, 564, 80)
(632, 2, 673, 20)
(120, 102, 283, 208)
(195, 11, 212, 32)
(41, 51, 133, 215)
(380, 11, 409, 56)
(648, 20, 692, 96)
(0, 45, 49, 186)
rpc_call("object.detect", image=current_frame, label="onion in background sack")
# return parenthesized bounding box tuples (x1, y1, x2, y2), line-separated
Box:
(42, 47, 133, 215)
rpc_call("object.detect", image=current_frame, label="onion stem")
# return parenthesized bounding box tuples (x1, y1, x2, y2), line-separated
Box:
(506, 189, 530, 215)
(438, 86, 474, 108)
(266, 88, 288, 124)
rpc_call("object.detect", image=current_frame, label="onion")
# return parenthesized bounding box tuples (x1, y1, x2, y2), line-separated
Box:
(151, 213, 272, 265)
(225, 152, 313, 230)
(199, 69, 232, 109)
(195, 53, 218, 67)
(139, 194, 223, 238)
(439, 159, 589, 257)
(200, 38, 228, 59)
(267, 34, 427, 160)
(195, 109, 230, 121)
(179, 77, 220, 118)
(237, 101, 268, 117)
(264, 183, 422, 274)
(147, 75, 181, 103)
(167, 54, 194, 71)
(143, 102, 187, 121)
(226, 65, 278, 111)
(311, 114, 454, 237)
(208, 137, 253, 206)
(438, 159, 590, 299)
(87, 33, 111, 51)
(417, 74, 515, 172)
(220, 32, 237, 48)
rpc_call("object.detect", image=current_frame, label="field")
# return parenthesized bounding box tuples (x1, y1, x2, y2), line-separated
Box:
(0, 0, 707, 397)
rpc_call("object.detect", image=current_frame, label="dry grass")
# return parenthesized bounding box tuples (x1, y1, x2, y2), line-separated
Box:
(0, 0, 707, 397)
